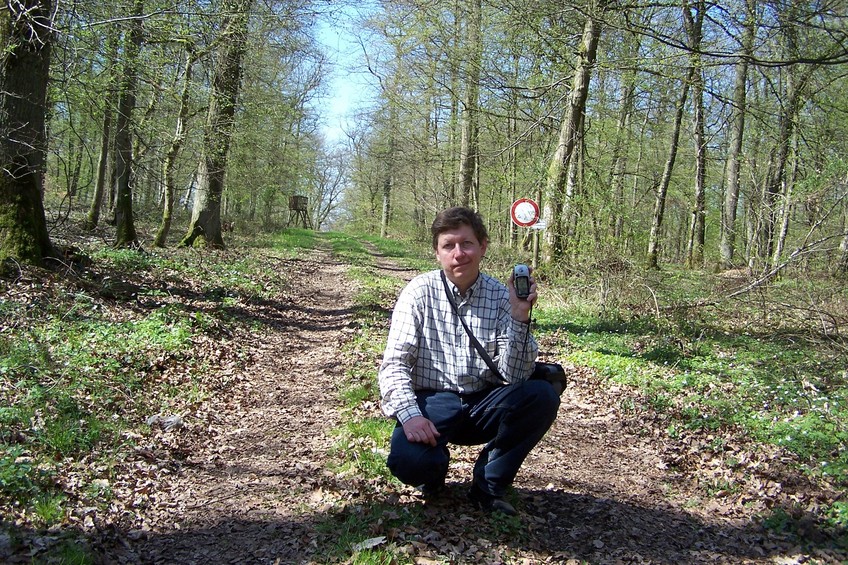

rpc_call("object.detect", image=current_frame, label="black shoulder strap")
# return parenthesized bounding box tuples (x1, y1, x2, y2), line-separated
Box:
(440, 271, 504, 381)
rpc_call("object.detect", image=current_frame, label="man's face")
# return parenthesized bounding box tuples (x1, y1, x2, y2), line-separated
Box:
(434, 224, 487, 293)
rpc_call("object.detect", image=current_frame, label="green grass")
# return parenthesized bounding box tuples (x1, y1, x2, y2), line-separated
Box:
(245, 227, 317, 256)
(54, 541, 93, 565)
(33, 492, 65, 525)
(315, 504, 424, 564)
(348, 266, 405, 311)
(534, 300, 848, 485)
(355, 233, 434, 272)
(322, 231, 374, 266)
(0, 246, 255, 538)
(0, 446, 45, 501)
(268, 228, 318, 252)
(330, 418, 395, 480)
(89, 247, 158, 271)
(1, 303, 198, 461)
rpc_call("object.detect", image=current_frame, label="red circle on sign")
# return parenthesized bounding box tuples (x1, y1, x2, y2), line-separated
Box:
(510, 198, 539, 227)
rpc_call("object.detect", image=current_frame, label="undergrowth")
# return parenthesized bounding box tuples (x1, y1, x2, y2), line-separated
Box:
(0, 242, 269, 556)
(534, 301, 848, 485)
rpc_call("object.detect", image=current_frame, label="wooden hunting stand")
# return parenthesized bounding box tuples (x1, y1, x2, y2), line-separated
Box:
(287, 195, 312, 229)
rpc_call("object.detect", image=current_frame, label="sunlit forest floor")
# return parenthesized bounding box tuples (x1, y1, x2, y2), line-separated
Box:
(1, 220, 846, 564)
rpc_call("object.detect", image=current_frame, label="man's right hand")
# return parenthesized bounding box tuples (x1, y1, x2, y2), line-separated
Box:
(402, 416, 441, 446)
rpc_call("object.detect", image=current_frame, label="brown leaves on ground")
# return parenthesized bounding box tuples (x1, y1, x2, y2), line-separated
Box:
(1, 238, 845, 564)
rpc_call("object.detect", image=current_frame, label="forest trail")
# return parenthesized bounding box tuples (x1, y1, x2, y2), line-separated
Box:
(91, 240, 840, 564)
(95, 245, 361, 562)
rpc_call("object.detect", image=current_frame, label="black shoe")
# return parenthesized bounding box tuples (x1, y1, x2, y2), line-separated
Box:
(415, 479, 445, 500)
(468, 483, 517, 516)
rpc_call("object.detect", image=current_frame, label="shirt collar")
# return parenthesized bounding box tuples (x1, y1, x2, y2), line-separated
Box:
(446, 272, 482, 302)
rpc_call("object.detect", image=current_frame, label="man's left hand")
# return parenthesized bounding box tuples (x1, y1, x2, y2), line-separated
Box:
(508, 270, 536, 322)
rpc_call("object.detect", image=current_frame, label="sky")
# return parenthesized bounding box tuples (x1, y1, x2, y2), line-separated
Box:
(314, 5, 378, 145)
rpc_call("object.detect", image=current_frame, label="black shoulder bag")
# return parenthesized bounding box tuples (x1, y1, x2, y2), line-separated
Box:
(440, 271, 567, 395)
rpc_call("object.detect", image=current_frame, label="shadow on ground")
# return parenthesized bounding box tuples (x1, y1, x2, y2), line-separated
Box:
(6, 482, 843, 564)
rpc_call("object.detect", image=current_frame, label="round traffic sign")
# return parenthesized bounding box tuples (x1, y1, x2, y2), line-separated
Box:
(510, 198, 539, 227)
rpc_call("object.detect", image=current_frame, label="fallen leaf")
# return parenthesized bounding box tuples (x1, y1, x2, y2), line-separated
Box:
(351, 536, 386, 551)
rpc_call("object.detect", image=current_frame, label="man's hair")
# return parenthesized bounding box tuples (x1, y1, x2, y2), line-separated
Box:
(431, 207, 488, 249)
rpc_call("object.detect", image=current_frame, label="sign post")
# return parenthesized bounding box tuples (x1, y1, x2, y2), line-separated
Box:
(510, 198, 546, 269)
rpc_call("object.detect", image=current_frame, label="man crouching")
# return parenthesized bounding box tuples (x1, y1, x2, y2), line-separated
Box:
(378, 206, 560, 515)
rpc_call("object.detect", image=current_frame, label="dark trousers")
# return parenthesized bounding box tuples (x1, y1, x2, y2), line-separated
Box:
(386, 380, 560, 498)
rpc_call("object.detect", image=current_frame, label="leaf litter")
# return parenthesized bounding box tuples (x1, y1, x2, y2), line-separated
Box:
(0, 236, 844, 564)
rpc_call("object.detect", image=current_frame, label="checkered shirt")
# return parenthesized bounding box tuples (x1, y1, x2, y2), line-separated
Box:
(378, 269, 538, 424)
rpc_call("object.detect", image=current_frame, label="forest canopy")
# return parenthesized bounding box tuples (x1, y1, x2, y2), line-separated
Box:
(0, 0, 846, 276)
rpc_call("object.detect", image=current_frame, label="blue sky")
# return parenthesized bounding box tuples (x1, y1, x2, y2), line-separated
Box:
(315, 5, 378, 145)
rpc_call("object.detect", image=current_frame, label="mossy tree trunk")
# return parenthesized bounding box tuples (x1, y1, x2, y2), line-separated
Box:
(113, 0, 144, 249)
(541, 6, 602, 264)
(0, 0, 55, 266)
(181, 0, 253, 249)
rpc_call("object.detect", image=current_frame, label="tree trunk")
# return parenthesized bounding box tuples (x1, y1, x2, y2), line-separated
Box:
(67, 135, 84, 200)
(181, 0, 253, 248)
(378, 67, 398, 239)
(83, 94, 114, 231)
(745, 195, 758, 269)
(447, 0, 461, 205)
(627, 101, 652, 255)
(757, 73, 812, 266)
(684, 0, 706, 268)
(155, 47, 195, 247)
(380, 102, 395, 239)
(508, 52, 520, 248)
(113, 0, 144, 248)
(0, 0, 55, 266)
(561, 121, 584, 256)
(759, 85, 797, 263)
(609, 31, 640, 243)
(380, 167, 391, 239)
(542, 8, 602, 264)
(458, 0, 482, 209)
(84, 23, 119, 232)
(719, 0, 756, 269)
(771, 131, 799, 268)
(837, 202, 848, 277)
(646, 67, 694, 270)
(754, 5, 816, 268)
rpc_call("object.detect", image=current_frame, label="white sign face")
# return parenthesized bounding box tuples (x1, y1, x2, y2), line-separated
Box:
(510, 198, 539, 227)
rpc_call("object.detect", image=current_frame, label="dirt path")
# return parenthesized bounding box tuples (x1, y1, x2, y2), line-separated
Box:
(95, 246, 359, 563)
(91, 243, 842, 564)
